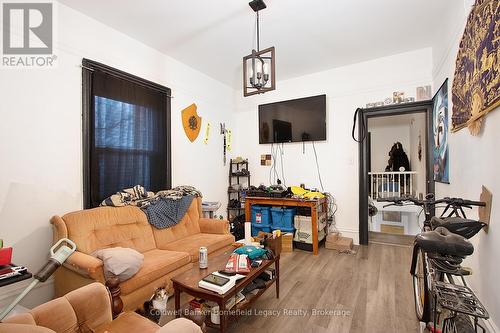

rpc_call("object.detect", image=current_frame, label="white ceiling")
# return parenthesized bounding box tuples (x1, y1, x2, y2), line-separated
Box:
(58, 0, 454, 89)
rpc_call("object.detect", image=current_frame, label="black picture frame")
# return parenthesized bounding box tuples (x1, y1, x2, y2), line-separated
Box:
(431, 78, 450, 184)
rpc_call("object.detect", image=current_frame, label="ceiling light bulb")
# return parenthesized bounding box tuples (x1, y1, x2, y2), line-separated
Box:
(255, 61, 262, 75)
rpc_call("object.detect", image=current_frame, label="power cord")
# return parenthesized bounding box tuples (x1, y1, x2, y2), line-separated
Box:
(325, 192, 338, 234)
(269, 143, 281, 185)
(269, 143, 274, 185)
(352, 108, 366, 143)
(312, 141, 324, 192)
(279, 143, 286, 187)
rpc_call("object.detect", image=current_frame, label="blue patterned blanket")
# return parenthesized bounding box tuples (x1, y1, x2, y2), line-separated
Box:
(143, 195, 195, 229)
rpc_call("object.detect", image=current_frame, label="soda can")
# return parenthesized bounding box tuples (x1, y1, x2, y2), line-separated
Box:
(199, 247, 208, 269)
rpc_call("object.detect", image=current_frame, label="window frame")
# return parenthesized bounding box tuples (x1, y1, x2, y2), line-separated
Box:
(82, 58, 172, 208)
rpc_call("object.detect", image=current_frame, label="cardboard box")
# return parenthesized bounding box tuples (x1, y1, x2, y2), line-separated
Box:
(281, 233, 293, 253)
(325, 236, 353, 251)
(255, 231, 282, 256)
(326, 232, 340, 243)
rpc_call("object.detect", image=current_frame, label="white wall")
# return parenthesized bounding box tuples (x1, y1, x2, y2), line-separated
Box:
(368, 115, 411, 173)
(0, 2, 234, 308)
(232, 48, 433, 244)
(432, 1, 500, 330)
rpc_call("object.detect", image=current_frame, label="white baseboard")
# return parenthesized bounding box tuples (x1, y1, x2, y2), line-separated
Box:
(334, 227, 359, 245)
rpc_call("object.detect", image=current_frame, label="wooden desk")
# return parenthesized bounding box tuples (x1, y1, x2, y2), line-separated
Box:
(244, 197, 327, 255)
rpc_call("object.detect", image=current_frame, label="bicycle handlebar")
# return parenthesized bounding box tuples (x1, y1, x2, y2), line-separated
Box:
(377, 196, 485, 208)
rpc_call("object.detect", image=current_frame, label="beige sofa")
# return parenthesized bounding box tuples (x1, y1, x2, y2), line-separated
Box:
(51, 197, 234, 311)
(0, 282, 202, 333)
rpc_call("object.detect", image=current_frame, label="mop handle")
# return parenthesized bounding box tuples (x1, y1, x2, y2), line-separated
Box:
(0, 238, 76, 321)
(0, 279, 39, 321)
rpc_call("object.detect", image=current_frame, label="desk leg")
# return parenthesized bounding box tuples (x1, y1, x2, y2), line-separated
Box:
(245, 200, 251, 222)
(219, 300, 227, 333)
(276, 256, 280, 298)
(312, 205, 319, 255)
(174, 285, 181, 318)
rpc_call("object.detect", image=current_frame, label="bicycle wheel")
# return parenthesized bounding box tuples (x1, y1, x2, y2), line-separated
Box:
(443, 313, 474, 333)
(412, 246, 431, 322)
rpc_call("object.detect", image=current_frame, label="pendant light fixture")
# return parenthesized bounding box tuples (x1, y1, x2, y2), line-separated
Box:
(243, 0, 275, 97)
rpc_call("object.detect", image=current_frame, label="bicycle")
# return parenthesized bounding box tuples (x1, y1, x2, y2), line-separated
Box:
(378, 194, 489, 333)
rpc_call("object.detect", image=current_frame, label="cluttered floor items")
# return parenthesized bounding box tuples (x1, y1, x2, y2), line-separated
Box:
(170, 234, 281, 333)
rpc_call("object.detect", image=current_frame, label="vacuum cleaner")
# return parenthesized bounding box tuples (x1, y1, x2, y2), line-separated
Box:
(0, 238, 76, 320)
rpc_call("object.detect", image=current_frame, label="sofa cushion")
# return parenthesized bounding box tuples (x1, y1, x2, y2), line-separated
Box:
(0, 324, 56, 333)
(161, 233, 234, 262)
(94, 312, 159, 333)
(58, 206, 156, 255)
(120, 249, 190, 295)
(158, 318, 203, 333)
(30, 297, 78, 333)
(152, 198, 202, 247)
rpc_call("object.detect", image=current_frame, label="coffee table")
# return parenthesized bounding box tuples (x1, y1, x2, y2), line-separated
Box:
(172, 252, 280, 333)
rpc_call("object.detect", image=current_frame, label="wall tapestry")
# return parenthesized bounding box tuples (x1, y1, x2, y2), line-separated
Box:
(181, 103, 202, 142)
(451, 0, 499, 135)
(433, 79, 449, 184)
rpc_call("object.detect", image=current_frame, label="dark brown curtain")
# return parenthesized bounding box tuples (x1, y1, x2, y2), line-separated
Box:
(84, 62, 170, 208)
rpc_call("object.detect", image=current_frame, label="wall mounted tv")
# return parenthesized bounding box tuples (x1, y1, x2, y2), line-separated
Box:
(258, 94, 326, 144)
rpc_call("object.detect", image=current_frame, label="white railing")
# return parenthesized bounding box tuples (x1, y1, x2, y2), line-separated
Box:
(368, 171, 418, 199)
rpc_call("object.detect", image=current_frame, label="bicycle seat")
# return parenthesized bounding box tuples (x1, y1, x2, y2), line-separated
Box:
(416, 227, 474, 258)
(430, 217, 487, 239)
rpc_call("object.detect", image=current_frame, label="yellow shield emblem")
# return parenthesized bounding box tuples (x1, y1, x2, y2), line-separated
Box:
(181, 103, 202, 142)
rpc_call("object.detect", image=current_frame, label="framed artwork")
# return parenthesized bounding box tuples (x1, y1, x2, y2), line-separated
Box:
(451, 0, 499, 135)
(432, 79, 449, 184)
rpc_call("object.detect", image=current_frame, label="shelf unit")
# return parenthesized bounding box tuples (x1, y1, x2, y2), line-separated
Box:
(227, 159, 250, 220)
(244, 197, 328, 255)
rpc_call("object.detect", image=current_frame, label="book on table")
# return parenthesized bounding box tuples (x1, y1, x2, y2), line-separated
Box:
(198, 272, 245, 295)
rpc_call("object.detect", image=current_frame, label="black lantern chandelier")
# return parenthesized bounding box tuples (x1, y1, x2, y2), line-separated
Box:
(243, 0, 275, 97)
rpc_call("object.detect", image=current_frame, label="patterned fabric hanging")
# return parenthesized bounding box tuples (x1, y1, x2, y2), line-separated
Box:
(451, 0, 499, 135)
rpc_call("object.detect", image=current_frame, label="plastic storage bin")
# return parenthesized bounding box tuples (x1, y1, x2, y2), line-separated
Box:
(270, 207, 296, 232)
(251, 205, 272, 236)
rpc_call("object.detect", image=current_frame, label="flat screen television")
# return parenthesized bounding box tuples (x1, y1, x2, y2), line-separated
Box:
(258, 94, 326, 144)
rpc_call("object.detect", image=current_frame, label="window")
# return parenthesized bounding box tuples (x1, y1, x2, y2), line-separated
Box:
(82, 59, 171, 208)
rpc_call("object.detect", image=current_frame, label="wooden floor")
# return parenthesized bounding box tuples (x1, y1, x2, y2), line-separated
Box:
(369, 231, 415, 246)
(163, 243, 421, 333)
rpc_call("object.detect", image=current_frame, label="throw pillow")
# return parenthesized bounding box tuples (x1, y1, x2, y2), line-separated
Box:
(92, 247, 144, 282)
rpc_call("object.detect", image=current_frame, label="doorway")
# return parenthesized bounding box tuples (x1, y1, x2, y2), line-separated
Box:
(358, 101, 435, 245)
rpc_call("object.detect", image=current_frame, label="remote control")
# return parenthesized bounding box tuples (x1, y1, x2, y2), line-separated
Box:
(0, 266, 27, 280)
(218, 270, 236, 276)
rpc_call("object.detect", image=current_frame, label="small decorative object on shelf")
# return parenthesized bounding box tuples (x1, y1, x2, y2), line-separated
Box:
(227, 158, 250, 220)
(416, 85, 432, 101)
(393, 91, 405, 103)
(365, 91, 418, 109)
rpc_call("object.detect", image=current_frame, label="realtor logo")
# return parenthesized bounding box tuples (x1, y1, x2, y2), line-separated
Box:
(2, 1, 56, 67)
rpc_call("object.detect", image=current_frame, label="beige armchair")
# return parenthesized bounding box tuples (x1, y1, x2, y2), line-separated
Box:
(0, 282, 202, 333)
